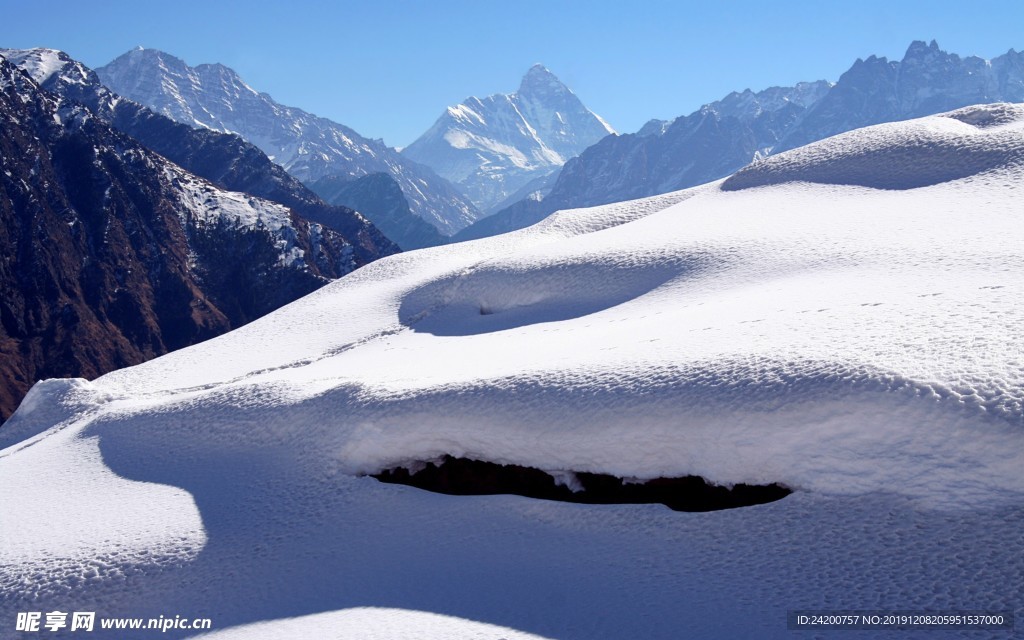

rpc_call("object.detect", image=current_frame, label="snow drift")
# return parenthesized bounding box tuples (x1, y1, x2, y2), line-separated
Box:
(723, 103, 1024, 190)
(2, 104, 1023, 639)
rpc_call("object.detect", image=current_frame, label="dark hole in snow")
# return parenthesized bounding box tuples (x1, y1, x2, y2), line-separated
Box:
(371, 455, 790, 512)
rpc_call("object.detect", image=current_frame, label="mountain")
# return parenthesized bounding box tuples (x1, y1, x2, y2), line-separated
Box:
(776, 39, 1024, 152)
(3, 103, 1024, 638)
(2, 48, 397, 261)
(402, 64, 614, 213)
(455, 80, 829, 240)
(308, 173, 448, 250)
(0, 53, 370, 422)
(96, 47, 480, 235)
(470, 40, 1024, 241)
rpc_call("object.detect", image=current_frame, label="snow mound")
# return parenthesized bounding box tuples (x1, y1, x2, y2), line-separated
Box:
(0, 378, 106, 450)
(3, 104, 1024, 638)
(187, 607, 554, 640)
(723, 103, 1024, 191)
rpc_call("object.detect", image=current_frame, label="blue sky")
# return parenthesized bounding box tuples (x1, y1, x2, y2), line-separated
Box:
(2, 0, 1022, 147)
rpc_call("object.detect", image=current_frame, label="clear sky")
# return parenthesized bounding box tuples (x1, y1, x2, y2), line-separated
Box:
(2, 0, 1022, 148)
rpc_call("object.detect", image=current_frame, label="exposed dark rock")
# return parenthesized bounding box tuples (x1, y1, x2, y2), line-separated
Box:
(1, 48, 398, 262)
(97, 47, 480, 235)
(372, 455, 790, 512)
(0, 54, 376, 423)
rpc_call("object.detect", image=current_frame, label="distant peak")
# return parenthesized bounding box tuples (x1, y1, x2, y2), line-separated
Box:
(118, 47, 183, 64)
(904, 39, 942, 59)
(518, 63, 569, 96)
(523, 63, 556, 80)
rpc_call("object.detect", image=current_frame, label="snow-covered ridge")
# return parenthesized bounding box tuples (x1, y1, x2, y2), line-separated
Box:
(0, 48, 72, 85)
(3, 105, 1024, 639)
(6, 105, 1024, 506)
(652, 80, 833, 134)
(725, 103, 1024, 190)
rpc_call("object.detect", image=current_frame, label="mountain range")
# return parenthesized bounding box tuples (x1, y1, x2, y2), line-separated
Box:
(97, 48, 481, 236)
(0, 48, 396, 420)
(458, 40, 1024, 241)
(402, 64, 614, 213)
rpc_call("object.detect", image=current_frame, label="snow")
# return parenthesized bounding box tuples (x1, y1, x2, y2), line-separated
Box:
(96, 48, 480, 235)
(2, 105, 1024, 638)
(404, 66, 613, 212)
(189, 607, 554, 640)
(0, 48, 68, 85)
(167, 167, 306, 267)
(725, 103, 1024, 191)
(447, 103, 486, 126)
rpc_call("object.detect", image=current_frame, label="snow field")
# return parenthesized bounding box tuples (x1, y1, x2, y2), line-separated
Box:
(3, 104, 1024, 638)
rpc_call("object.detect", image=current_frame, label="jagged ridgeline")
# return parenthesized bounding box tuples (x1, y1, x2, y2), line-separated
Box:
(0, 49, 397, 421)
(457, 40, 1024, 241)
(97, 48, 482, 239)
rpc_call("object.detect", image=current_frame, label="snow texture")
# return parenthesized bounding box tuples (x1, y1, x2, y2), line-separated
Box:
(0, 48, 72, 86)
(724, 103, 1024, 190)
(2, 105, 1024, 639)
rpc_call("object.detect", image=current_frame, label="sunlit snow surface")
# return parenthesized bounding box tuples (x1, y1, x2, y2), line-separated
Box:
(2, 105, 1024, 639)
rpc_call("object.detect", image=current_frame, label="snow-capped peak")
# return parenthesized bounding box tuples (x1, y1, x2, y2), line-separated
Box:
(403, 64, 614, 212)
(0, 48, 74, 85)
(517, 63, 568, 96)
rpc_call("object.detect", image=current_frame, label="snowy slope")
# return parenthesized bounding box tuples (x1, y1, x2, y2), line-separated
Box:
(2, 104, 1024, 639)
(403, 65, 614, 212)
(96, 48, 480, 235)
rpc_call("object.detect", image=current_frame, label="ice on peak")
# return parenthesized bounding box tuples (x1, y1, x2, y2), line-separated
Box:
(518, 63, 569, 96)
(404, 64, 613, 212)
(524, 63, 555, 78)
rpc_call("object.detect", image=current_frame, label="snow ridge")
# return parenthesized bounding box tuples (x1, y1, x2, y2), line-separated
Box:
(725, 103, 1024, 190)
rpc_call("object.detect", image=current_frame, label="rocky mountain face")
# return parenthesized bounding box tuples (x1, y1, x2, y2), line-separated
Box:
(775, 39, 1024, 151)
(2, 48, 396, 261)
(0, 53, 386, 422)
(402, 64, 614, 213)
(465, 41, 1024, 241)
(96, 47, 480, 235)
(309, 173, 448, 251)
